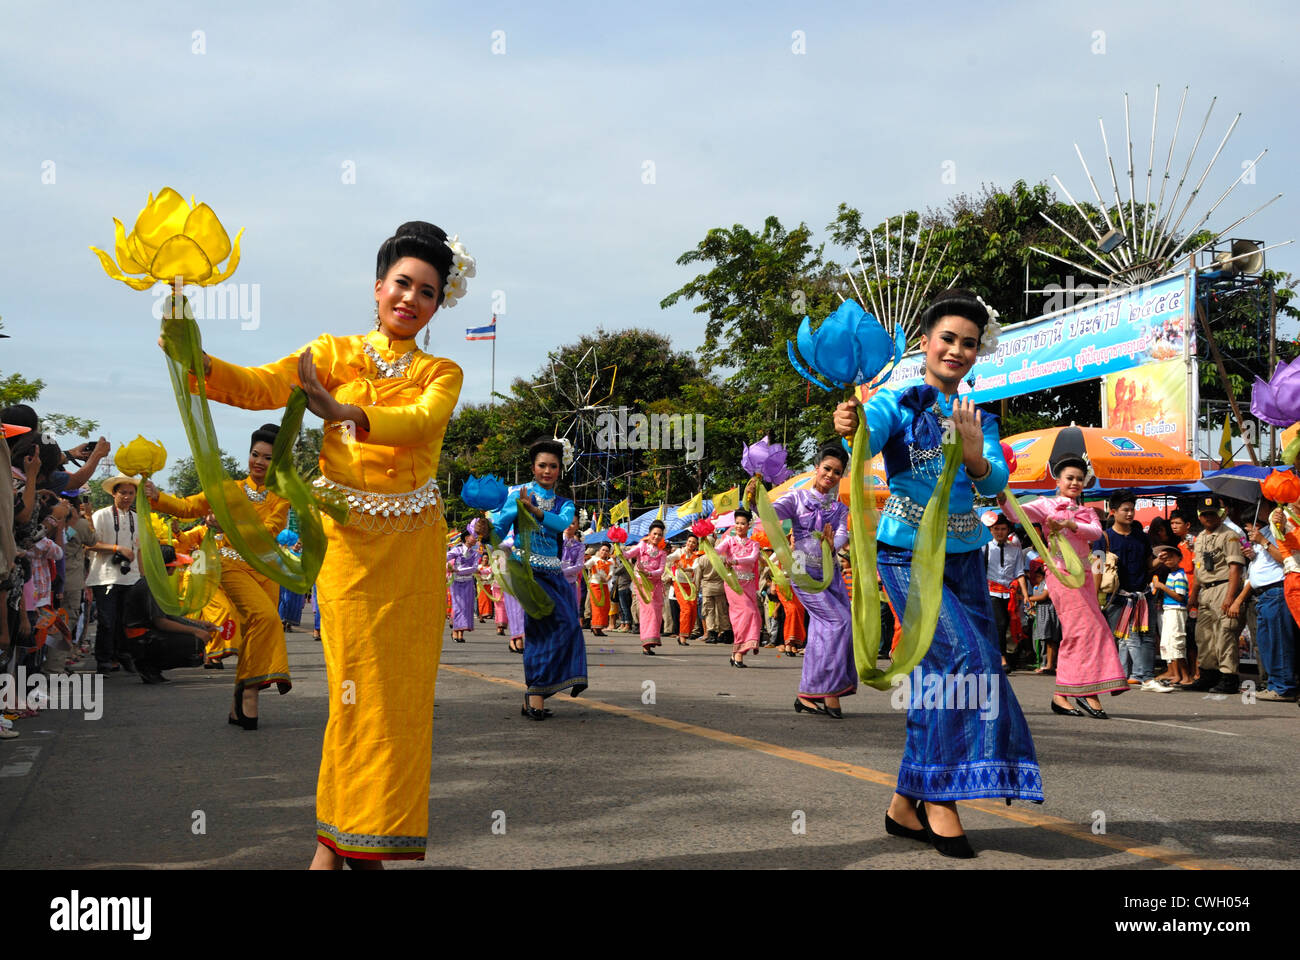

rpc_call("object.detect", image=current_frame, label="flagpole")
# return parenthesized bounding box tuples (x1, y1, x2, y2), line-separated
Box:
(491, 331, 496, 407)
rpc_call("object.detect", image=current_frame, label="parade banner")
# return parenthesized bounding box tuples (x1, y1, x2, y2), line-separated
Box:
(884, 272, 1193, 404)
(1101, 357, 1191, 455)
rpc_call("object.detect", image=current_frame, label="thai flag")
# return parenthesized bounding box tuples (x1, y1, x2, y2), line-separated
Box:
(465, 316, 497, 341)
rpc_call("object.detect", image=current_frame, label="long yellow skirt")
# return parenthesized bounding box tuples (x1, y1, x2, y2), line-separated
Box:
(222, 564, 290, 692)
(201, 585, 244, 663)
(314, 513, 445, 860)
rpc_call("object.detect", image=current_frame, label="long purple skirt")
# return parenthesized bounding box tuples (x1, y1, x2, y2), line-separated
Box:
(450, 578, 477, 631)
(795, 568, 857, 699)
(503, 590, 525, 638)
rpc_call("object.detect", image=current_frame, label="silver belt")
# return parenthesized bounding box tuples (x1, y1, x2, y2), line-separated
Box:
(312, 475, 441, 518)
(454, 575, 475, 582)
(736, 572, 755, 582)
(882, 494, 979, 535)
(513, 549, 561, 571)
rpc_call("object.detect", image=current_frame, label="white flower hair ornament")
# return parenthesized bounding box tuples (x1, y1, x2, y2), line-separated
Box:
(554, 436, 575, 471)
(441, 235, 476, 309)
(975, 294, 1001, 358)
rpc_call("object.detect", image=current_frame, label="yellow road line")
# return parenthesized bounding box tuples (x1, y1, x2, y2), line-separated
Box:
(440, 663, 1235, 870)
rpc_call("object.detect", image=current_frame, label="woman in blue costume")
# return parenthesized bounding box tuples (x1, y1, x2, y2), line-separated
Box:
(492, 438, 588, 720)
(834, 288, 1043, 859)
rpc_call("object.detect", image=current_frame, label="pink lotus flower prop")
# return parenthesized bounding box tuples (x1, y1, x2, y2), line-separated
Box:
(1252, 357, 1300, 428)
(690, 518, 715, 538)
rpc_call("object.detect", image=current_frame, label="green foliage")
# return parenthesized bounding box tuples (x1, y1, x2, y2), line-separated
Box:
(86, 477, 111, 510)
(660, 217, 847, 474)
(441, 328, 711, 528)
(294, 427, 323, 481)
(1196, 270, 1300, 446)
(167, 452, 244, 497)
(831, 181, 1107, 431)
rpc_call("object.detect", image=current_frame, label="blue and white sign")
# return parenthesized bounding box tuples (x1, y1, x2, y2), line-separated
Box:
(885, 272, 1192, 403)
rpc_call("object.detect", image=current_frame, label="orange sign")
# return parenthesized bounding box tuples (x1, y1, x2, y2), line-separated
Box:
(1103, 358, 1190, 455)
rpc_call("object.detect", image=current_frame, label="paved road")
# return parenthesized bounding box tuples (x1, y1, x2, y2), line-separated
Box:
(1, 621, 1296, 869)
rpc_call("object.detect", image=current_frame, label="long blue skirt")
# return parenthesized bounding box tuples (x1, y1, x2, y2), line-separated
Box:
(878, 545, 1044, 803)
(279, 588, 307, 625)
(523, 567, 588, 699)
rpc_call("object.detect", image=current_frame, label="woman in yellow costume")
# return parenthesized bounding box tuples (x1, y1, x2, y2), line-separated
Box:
(170, 522, 244, 668)
(146, 424, 289, 726)
(163, 221, 467, 869)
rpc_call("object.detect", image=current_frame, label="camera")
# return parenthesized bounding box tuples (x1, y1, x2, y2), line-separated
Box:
(112, 552, 132, 576)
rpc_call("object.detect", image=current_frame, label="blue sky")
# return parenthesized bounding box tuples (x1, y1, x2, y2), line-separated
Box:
(2, 0, 1295, 480)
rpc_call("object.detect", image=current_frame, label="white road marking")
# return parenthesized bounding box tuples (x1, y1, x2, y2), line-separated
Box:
(1111, 716, 1239, 736)
(0, 744, 41, 777)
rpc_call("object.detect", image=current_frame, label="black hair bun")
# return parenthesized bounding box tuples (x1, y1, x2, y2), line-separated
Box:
(375, 221, 454, 292)
(920, 288, 990, 335)
(251, 422, 279, 450)
(817, 443, 849, 468)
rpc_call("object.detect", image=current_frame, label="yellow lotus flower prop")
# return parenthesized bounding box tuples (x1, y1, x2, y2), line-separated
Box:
(90, 187, 244, 290)
(114, 435, 167, 477)
(92, 185, 336, 595)
(150, 513, 175, 546)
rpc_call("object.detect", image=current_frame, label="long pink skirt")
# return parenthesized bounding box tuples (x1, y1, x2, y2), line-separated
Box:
(639, 578, 663, 646)
(1046, 568, 1128, 697)
(725, 580, 760, 655)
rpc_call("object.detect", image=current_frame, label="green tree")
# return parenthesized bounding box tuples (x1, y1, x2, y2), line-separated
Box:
(830, 181, 1109, 436)
(660, 217, 847, 477)
(294, 427, 323, 481)
(166, 452, 244, 497)
(1195, 269, 1300, 454)
(440, 327, 715, 529)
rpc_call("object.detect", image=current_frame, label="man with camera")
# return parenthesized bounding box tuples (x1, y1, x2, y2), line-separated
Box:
(85, 475, 142, 675)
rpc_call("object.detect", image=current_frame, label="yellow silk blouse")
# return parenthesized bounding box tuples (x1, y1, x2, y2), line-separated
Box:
(198, 330, 463, 495)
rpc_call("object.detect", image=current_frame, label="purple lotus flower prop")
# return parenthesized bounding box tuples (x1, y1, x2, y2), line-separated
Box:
(742, 436, 793, 485)
(460, 474, 509, 511)
(1251, 358, 1300, 428)
(787, 299, 905, 393)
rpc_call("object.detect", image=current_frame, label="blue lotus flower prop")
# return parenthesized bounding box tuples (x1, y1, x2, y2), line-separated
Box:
(460, 474, 509, 511)
(787, 299, 905, 393)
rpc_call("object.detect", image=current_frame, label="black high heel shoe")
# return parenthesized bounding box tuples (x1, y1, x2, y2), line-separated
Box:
(229, 688, 258, 730)
(885, 806, 930, 842)
(1074, 698, 1109, 719)
(643, 646, 656, 656)
(521, 699, 551, 721)
(729, 657, 746, 668)
(1050, 699, 1082, 716)
(916, 801, 975, 859)
(794, 698, 816, 715)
